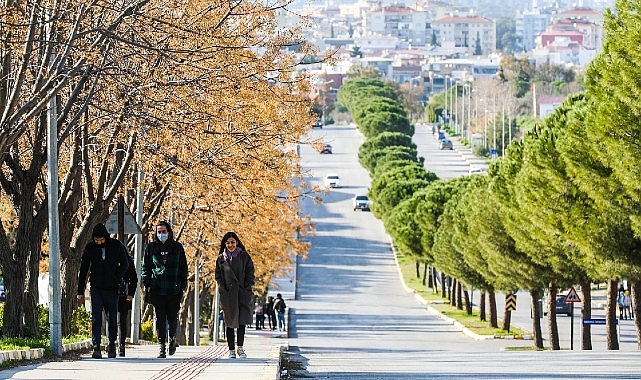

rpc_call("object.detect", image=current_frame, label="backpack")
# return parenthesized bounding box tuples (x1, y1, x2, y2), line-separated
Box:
(274, 299, 286, 313)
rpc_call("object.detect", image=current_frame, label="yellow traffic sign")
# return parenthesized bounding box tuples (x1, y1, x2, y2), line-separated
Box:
(505, 293, 517, 311)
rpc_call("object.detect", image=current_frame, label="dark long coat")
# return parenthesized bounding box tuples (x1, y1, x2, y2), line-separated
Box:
(215, 250, 255, 328)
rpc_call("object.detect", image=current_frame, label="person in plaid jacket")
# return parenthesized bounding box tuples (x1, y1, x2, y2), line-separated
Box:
(141, 221, 188, 358)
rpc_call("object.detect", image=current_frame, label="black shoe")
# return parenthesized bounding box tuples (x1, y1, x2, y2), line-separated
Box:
(118, 344, 125, 357)
(92, 346, 102, 359)
(107, 343, 117, 358)
(158, 344, 166, 358)
(168, 339, 177, 356)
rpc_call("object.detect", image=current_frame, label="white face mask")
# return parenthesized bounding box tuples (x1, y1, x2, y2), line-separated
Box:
(157, 233, 168, 242)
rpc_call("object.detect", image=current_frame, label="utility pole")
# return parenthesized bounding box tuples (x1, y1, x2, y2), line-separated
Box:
(194, 253, 200, 346)
(47, 86, 62, 357)
(131, 169, 144, 343)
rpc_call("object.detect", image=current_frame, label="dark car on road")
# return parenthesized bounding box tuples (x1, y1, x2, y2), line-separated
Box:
(320, 144, 332, 154)
(312, 118, 323, 129)
(543, 294, 573, 316)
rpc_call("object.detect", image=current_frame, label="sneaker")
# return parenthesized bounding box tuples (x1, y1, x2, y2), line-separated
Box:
(237, 346, 247, 359)
(228, 349, 236, 359)
(91, 349, 102, 359)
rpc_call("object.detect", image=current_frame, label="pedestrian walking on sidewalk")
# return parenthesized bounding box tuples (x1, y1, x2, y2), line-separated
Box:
(274, 293, 287, 332)
(141, 221, 188, 359)
(265, 296, 277, 330)
(77, 223, 130, 359)
(117, 251, 138, 356)
(215, 232, 255, 359)
(623, 290, 633, 320)
(618, 284, 626, 320)
(255, 303, 265, 330)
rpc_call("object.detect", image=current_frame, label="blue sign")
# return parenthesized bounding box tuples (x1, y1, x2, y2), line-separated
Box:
(583, 318, 617, 325)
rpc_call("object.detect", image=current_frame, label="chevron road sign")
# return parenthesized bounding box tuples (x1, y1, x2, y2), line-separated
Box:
(505, 293, 517, 311)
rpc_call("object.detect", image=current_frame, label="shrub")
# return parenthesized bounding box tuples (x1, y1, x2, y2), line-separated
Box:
(71, 306, 91, 337)
(141, 319, 157, 342)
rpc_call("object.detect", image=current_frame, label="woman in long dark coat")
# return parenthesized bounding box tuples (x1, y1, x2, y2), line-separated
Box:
(215, 231, 255, 359)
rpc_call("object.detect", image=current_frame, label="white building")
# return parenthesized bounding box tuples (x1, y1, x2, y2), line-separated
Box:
(432, 15, 496, 56)
(363, 4, 432, 46)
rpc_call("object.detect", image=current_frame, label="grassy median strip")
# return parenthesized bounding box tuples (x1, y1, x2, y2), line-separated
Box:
(397, 257, 529, 338)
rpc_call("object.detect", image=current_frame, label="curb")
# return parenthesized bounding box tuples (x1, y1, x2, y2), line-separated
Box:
(0, 348, 45, 363)
(271, 343, 289, 380)
(0, 338, 93, 365)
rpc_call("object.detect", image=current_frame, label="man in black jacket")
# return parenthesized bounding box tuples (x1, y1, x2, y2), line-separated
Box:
(77, 223, 129, 359)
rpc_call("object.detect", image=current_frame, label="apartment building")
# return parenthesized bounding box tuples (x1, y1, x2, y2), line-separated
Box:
(363, 4, 432, 46)
(432, 15, 496, 56)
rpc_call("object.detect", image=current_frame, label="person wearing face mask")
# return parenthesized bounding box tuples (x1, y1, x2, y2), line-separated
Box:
(77, 223, 130, 359)
(141, 220, 188, 358)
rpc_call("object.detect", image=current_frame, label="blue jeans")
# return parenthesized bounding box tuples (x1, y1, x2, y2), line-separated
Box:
(277, 312, 286, 331)
(90, 288, 119, 347)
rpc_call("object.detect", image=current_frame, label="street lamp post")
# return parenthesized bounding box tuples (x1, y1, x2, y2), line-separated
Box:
(444, 75, 449, 125)
(454, 82, 458, 135)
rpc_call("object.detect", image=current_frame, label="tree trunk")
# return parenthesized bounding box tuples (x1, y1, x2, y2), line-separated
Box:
(1, 264, 26, 337)
(501, 309, 511, 331)
(488, 290, 498, 328)
(479, 291, 486, 322)
(440, 272, 446, 298)
(463, 289, 472, 315)
(427, 265, 433, 288)
(415, 261, 420, 278)
(23, 235, 42, 337)
(449, 277, 455, 305)
(456, 281, 463, 310)
(179, 287, 193, 346)
(530, 289, 544, 349)
(606, 279, 620, 350)
(580, 281, 592, 350)
(548, 282, 560, 350)
(631, 280, 641, 350)
(422, 262, 428, 286)
(0, 166, 46, 338)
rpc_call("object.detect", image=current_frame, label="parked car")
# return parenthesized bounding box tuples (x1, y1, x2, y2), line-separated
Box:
(543, 294, 573, 316)
(352, 194, 371, 211)
(0, 280, 5, 302)
(312, 117, 323, 129)
(324, 173, 340, 188)
(439, 139, 453, 150)
(320, 144, 332, 154)
(468, 167, 486, 175)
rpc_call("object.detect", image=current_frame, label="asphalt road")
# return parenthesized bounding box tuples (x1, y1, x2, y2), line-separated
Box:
(286, 122, 641, 379)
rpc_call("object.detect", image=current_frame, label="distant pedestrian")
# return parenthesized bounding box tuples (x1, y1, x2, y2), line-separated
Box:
(215, 232, 255, 359)
(117, 249, 138, 357)
(274, 293, 287, 332)
(623, 290, 633, 320)
(618, 284, 626, 320)
(77, 223, 129, 359)
(254, 303, 265, 330)
(265, 296, 276, 330)
(141, 221, 188, 358)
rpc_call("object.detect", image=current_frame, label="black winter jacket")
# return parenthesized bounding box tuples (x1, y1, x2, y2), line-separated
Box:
(77, 238, 129, 294)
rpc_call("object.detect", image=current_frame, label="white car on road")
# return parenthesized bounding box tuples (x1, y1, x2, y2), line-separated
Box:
(324, 173, 340, 188)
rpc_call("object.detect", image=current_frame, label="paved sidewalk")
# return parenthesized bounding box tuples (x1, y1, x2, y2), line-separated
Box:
(1, 328, 288, 380)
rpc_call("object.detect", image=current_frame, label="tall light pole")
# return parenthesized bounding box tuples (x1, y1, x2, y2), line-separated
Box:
(454, 82, 458, 135)
(493, 94, 497, 154)
(444, 75, 449, 125)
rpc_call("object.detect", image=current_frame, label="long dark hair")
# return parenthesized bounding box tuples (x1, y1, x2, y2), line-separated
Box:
(155, 220, 174, 241)
(219, 231, 246, 254)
